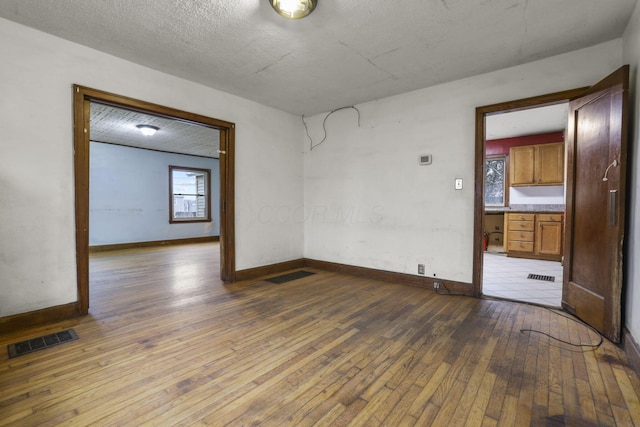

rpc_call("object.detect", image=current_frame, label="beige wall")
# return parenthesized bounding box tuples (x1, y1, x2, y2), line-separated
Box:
(0, 17, 304, 317)
(303, 41, 622, 283)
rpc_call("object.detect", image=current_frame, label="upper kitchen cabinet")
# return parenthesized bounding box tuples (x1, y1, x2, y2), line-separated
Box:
(509, 142, 564, 186)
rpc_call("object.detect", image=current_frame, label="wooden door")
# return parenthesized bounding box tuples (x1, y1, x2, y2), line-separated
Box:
(563, 66, 629, 343)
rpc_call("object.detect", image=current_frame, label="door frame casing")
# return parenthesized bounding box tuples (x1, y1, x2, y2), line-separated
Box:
(73, 85, 236, 314)
(473, 87, 588, 297)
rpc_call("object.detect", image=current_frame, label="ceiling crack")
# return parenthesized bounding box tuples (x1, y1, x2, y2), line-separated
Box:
(338, 41, 398, 80)
(255, 51, 293, 74)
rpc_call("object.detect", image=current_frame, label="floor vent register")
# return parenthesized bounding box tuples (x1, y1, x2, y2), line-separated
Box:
(527, 274, 555, 282)
(265, 270, 316, 284)
(8, 329, 79, 359)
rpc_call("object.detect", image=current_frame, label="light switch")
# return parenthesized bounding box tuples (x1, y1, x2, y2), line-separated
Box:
(455, 178, 463, 190)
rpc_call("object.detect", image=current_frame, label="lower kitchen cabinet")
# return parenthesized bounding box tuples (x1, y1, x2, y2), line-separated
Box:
(505, 212, 563, 261)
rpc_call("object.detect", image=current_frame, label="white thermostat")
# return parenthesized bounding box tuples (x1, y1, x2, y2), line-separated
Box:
(419, 154, 432, 165)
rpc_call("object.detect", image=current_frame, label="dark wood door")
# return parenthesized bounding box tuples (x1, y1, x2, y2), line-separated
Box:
(563, 66, 629, 343)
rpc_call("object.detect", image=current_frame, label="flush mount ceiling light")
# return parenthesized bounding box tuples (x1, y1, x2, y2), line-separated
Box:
(270, 0, 317, 19)
(136, 124, 159, 136)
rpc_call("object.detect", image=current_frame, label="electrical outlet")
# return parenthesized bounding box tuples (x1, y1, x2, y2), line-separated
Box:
(418, 264, 425, 275)
(434, 281, 440, 289)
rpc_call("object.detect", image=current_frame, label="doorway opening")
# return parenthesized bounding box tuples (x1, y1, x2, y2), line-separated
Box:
(474, 65, 629, 344)
(472, 87, 587, 304)
(73, 85, 236, 314)
(482, 103, 568, 306)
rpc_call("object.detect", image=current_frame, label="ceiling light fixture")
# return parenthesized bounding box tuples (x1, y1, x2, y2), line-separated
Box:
(136, 124, 159, 136)
(270, 0, 317, 19)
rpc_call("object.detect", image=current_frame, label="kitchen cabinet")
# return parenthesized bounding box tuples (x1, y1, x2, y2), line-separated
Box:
(509, 142, 564, 186)
(535, 214, 563, 257)
(505, 212, 563, 261)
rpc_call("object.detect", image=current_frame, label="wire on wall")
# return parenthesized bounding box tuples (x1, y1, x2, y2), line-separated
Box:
(302, 106, 361, 151)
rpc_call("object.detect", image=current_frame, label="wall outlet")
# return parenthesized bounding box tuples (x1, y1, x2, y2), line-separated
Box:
(418, 264, 425, 275)
(434, 281, 440, 289)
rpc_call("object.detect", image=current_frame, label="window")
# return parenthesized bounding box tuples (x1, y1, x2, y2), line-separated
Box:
(485, 155, 507, 207)
(169, 166, 211, 223)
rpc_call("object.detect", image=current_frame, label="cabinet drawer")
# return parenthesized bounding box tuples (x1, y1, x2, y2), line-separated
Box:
(507, 240, 534, 253)
(508, 220, 535, 231)
(507, 231, 534, 242)
(509, 213, 535, 221)
(537, 213, 563, 222)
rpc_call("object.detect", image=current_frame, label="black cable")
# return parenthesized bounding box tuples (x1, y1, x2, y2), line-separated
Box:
(435, 286, 603, 349)
(480, 294, 603, 349)
(302, 106, 361, 151)
(520, 307, 603, 349)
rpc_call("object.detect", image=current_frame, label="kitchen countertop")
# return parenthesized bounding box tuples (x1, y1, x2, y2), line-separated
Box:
(485, 204, 565, 213)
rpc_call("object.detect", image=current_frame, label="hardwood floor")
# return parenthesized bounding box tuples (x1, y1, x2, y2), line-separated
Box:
(1, 243, 639, 426)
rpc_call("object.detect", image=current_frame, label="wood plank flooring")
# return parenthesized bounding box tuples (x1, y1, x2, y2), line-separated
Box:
(1, 243, 639, 426)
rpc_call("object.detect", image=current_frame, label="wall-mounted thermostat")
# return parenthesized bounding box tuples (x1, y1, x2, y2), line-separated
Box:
(419, 154, 432, 165)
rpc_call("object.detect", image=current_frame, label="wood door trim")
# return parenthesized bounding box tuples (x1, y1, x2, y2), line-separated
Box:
(73, 85, 236, 314)
(473, 87, 588, 297)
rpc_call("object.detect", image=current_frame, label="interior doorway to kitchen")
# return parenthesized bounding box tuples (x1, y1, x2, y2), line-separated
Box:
(481, 102, 568, 307)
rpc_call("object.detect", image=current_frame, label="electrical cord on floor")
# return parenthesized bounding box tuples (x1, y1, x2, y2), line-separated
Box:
(480, 294, 603, 349)
(302, 106, 361, 151)
(434, 283, 603, 349)
(520, 307, 603, 349)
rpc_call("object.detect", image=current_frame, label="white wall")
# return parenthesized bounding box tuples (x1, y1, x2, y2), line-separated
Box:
(623, 1, 640, 345)
(303, 40, 623, 284)
(90, 142, 220, 245)
(0, 17, 303, 317)
(509, 186, 565, 205)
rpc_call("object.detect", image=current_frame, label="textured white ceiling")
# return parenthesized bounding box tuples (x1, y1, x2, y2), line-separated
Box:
(90, 103, 220, 158)
(0, 0, 636, 115)
(486, 103, 568, 140)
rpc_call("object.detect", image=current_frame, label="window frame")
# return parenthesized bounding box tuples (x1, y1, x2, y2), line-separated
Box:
(169, 165, 212, 224)
(484, 154, 509, 207)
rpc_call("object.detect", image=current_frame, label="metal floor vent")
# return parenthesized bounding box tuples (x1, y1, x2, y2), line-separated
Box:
(527, 274, 555, 282)
(266, 270, 316, 284)
(8, 329, 79, 359)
